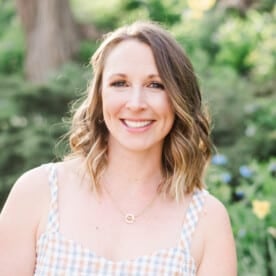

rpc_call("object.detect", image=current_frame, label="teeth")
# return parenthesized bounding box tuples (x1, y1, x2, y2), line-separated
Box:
(124, 120, 152, 128)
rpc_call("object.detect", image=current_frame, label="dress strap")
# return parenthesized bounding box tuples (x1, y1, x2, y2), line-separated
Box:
(179, 189, 208, 251)
(45, 163, 60, 232)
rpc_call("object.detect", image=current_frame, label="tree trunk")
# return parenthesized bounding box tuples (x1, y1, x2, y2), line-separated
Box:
(16, 0, 81, 83)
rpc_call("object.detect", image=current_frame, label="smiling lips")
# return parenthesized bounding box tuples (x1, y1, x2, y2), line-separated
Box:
(122, 119, 154, 129)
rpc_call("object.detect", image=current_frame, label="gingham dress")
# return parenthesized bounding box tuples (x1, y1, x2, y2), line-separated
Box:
(34, 164, 208, 275)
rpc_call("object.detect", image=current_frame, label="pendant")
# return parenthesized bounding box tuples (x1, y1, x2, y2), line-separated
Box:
(125, 213, 135, 224)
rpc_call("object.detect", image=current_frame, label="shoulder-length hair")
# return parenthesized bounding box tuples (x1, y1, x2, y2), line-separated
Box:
(68, 21, 213, 201)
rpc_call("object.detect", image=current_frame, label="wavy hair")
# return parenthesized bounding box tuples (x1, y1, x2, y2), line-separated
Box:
(68, 21, 213, 201)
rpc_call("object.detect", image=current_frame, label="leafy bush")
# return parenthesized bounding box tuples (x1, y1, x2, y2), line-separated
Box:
(172, 6, 275, 163)
(77, 40, 100, 65)
(120, 0, 181, 25)
(207, 158, 276, 275)
(246, 8, 276, 81)
(0, 63, 90, 207)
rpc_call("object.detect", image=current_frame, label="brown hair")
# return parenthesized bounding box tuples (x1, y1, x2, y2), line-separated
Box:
(68, 21, 213, 200)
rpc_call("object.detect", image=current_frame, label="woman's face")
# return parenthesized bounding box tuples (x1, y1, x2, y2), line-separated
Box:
(101, 39, 175, 154)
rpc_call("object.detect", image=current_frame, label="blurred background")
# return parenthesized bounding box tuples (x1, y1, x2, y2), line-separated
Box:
(0, 0, 275, 274)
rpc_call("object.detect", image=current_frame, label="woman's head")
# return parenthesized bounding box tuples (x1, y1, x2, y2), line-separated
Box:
(69, 21, 213, 200)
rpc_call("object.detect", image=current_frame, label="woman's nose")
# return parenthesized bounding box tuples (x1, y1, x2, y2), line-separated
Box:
(125, 86, 147, 110)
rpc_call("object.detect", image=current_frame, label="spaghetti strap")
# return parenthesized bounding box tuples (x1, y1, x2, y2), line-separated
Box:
(44, 163, 59, 232)
(179, 189, 208, 251)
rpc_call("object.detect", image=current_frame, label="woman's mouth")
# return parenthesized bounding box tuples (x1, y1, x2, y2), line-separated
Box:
(122, 119, 153, 128)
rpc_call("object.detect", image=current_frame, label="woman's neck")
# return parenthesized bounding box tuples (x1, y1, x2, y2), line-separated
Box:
(103, 145, 163, 196)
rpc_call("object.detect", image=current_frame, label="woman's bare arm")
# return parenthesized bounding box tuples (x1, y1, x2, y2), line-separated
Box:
(197, 195, 237, 276)
(0, 167, 49, 276)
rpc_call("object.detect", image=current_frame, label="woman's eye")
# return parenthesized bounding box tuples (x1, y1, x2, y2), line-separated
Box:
(110, 80, 127, 87)
(149, 82, 165, 90)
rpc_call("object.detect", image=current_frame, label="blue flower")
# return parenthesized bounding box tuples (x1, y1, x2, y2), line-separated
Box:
(268, 162, 276, 177)
(235, 191, 245, 201)
(269, 163, 276, 171)
(211, 154, 228, 165)
(239, 165, 253, 178)
(221, 172, 232, 183)
(238, 228, 246, 238)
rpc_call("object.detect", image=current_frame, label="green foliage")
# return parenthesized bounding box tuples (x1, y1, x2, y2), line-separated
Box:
(241, 98, 276, 160)
(71, 0, 183, 30)
(172, 10, 223, 59)
(0, 2, 24, 74)
(174, 6, 276, 77)
(214, 16, 257, 73)
(0, 63, 90, 207)
(246, 9, 276, 81)
(71, 0, 123, 29)
(202, 66, 252, 145)
(255, 0, 276, 13)
(78, 40, 100, 64)
(172, 6, 275, 166)
(0, 0, 16, 36)
(121, 0, 181, 25)
(207, 159, 276, 275)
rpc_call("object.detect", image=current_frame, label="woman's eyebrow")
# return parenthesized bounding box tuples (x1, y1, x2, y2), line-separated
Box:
(106, 73, 161, 80)
(147, 74, 161, 79)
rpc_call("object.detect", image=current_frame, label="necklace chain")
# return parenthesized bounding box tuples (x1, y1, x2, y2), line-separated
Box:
(103, 183, 160, 224)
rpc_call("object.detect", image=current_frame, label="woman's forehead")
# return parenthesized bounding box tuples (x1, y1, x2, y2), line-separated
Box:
(102, 40, 159, 79)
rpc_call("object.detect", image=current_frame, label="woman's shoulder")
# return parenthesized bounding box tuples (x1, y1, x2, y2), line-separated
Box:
(198, 191, 234, 249)
(18, 157, 86, 186)
(188, 189, 230, 230)
(0, 164, 54, 243)
(0, 160, 77, 217)
(1, 163, 56, 216)
(205, 192, 229, 217)
(9, 163, 52, 198)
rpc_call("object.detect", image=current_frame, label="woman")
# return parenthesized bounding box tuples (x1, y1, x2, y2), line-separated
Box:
(0, 21, 237, 275)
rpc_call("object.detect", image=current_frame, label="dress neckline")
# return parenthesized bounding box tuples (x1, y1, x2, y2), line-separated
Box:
(37, 230, 194, 264)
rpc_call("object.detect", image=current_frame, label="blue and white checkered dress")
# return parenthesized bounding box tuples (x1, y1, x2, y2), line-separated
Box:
(34, 164, 208, 275)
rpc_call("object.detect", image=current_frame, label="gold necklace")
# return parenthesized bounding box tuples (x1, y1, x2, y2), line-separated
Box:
(103, 183, 160, 224)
